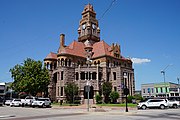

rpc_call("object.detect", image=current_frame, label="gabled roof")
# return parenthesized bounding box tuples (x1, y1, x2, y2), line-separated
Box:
(58, 41, 85, 58)
(45, 52, 57, 60)
(92, 40, 112, 58)
(55, 40, 130, 62)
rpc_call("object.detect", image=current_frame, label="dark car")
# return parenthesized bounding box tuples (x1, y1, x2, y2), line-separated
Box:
(0, 97, 4, 106)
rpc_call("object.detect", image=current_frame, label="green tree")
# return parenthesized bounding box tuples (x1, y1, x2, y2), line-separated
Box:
(134, 94, 143, 101)
(64, 82, 79, 104)
(10, 58, 50, 96)
(102, 81, 112, 103)
(127, 96, 135, 103)
(110, 91, 119, 103)
(95, 93, 102, 104)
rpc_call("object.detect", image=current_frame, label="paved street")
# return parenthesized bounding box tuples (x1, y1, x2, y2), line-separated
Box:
(0, 106, 180, 120)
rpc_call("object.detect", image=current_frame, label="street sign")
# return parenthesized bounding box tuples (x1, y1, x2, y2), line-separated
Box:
(85, 85, 90, 92)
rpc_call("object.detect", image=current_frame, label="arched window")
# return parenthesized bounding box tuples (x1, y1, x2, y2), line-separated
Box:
(65, 59, 68, 66)
(61, 58, 64, 66)
(69, 59, 71, 67)
(58, 59, 60, 66)
(47, 62, 49, 69)
(94, 61, 97, 66)
(50, 63, 52, 70)
(97, 61, 100, 65)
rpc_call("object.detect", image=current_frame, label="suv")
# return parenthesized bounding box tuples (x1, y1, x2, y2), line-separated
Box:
(21, 96, 37, 106)
(31, 98, 51, 108)
(137, 99, 168, 110)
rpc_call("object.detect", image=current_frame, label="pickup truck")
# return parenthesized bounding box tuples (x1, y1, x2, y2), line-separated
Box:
(168, 100, 179, 108)
(21, 96, 37, 107)
(31, 98, 51, 108)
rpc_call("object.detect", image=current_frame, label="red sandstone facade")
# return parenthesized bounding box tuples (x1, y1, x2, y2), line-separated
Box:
(44, 4, 135, 104)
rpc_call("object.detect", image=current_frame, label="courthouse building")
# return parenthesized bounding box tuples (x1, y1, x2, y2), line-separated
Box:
(44, 4, 135, 104)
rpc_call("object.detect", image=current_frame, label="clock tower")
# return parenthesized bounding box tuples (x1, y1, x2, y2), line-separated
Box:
(78, 4, 100, 44)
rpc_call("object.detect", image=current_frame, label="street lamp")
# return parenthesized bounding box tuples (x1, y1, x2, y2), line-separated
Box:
(161, 64, 173, 99)
(86, 80, 90, 112)
(86, 58, 92, 112)
(123, 73, 129, 112)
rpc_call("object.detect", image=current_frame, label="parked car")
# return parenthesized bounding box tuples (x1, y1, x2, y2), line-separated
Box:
(10, 99, 22, 107)
(168, 96, 180, 108)
(137, 99, 168, 110)
(168, 100, 179, 108)
(0, 97, 4, 106)
(5, 99, 12, 106)
(21, 96, 37, 107)
(31, 98, 51, 108)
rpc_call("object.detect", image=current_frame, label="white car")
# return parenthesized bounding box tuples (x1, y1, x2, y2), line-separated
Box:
(10, 99, 22, 107)
(21, 96, 37, 106)
(32, 98, 51, 108)
(5, 100, 12, 106)
(168, 100, 179, 108)
(137, 99, 168, 110)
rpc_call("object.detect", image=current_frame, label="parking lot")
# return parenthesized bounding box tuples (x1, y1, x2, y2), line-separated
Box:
(0, 105, 180, 120)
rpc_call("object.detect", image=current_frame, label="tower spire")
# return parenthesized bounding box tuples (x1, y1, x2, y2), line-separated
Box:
(78, 4, 100, 43)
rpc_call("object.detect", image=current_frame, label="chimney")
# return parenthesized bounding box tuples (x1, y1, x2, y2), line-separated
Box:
(60, 34, 65, 48)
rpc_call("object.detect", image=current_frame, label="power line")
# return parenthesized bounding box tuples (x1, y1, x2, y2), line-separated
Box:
(98, 0, 117, 21)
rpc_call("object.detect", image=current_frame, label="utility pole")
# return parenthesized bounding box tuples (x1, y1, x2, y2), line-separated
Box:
(161, 64, 173, 99)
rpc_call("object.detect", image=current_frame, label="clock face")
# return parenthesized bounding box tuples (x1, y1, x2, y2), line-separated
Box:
(82, 24, 86, 29)
(92, 24, 96, 29)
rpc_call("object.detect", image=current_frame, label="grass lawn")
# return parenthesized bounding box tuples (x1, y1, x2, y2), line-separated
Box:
(52, 102, 79, 106)
(97, 103, 137, 107)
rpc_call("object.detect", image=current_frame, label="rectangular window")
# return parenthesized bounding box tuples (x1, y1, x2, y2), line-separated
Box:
(80, 72, 85, 80)
(61, 71, 64, 80)
(151, 88, 154, 93)
(113, 72, 116, 80)
(61, 87, 63, 96)
(165, 87, 168, 92)
(76, 72, 79, 80)
(160, 87, 163, 93)
(114, 87, 117, 91)
(107, 72, 110, 81)
(143, 89, 145, 93)
(57, 87, 59, 96)
(156, 88, 158, 93)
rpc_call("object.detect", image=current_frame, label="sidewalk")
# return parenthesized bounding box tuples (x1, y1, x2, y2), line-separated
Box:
(52, 104, 137, 113)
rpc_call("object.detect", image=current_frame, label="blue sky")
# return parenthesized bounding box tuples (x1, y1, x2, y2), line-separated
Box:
(0, 0, 180, 90)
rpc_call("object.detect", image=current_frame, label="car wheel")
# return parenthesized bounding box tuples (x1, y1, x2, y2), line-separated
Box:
(160, 105, 165, 109)
(42, 103, 46, 108)
(142, 105, 147, 110)
(173, 104, 177, 109)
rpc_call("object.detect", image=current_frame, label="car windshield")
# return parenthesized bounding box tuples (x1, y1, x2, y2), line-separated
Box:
(37, 98, 49, 101)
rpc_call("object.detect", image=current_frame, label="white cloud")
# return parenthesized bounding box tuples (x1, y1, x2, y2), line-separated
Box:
(131, 58, 151, 64)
